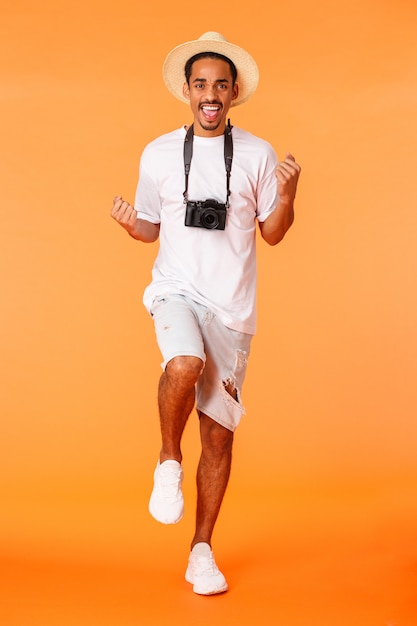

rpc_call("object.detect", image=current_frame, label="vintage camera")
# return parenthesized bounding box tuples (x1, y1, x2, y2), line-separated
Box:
(184, 199, 227, 230)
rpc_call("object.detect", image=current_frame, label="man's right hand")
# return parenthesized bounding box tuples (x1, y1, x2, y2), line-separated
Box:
(110, 196, 160, 242)
(111, 196, 138, 234)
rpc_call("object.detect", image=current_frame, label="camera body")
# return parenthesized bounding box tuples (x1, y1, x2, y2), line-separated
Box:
(184, 199, 227, 231)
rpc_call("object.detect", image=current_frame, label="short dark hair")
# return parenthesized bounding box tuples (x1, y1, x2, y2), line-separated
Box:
(184, 52, 237, 85)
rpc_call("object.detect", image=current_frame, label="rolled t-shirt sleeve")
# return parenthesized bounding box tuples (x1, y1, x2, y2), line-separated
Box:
(256, 146, 280, 223)
(134, 160, 161, 224)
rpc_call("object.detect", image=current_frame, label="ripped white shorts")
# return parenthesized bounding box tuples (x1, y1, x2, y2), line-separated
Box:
(150, 293, 252, 432)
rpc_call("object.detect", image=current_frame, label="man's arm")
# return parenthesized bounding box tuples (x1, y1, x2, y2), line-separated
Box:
(111, 196, 160, 242)
(258, 154, 301, 246)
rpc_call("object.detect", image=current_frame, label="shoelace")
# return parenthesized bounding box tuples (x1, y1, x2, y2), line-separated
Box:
(192, 554, 219, 576)
(158, 466, 182, 501)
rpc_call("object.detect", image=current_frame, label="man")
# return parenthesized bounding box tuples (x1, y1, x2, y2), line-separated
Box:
(111, 32, 300, 595)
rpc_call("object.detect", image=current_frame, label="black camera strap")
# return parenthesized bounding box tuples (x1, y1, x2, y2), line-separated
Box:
(183, 121, 233, 208)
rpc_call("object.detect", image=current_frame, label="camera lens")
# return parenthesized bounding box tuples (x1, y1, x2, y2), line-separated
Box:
(201, 210, 219, 229)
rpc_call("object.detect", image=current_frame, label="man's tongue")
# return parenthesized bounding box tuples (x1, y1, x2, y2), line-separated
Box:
(202, 106, 219, 121)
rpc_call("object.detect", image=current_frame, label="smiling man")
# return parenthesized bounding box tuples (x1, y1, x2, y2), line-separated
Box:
(111, 32, 300, 595)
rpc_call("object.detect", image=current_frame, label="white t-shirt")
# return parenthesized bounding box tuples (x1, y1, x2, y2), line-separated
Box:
(135, 125, 279, 335)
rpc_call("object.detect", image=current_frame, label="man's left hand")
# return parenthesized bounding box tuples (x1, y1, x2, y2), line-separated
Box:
(276, 154, 301, 205)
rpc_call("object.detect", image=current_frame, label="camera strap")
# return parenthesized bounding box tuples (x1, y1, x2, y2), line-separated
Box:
(183, 121, 233, 208)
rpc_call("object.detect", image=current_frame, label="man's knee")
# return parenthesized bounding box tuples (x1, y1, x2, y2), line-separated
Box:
(200, 413, 234, 455)
(165, 355, 204, 386)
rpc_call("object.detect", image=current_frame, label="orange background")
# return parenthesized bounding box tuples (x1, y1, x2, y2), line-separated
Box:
(1, 0, 416, 624)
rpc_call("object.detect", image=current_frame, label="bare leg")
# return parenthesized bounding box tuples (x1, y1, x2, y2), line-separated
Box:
(191, 412, 234, 549)
(158, 356, 203, 464)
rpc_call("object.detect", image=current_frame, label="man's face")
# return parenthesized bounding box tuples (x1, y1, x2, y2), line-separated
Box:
(183, 57, 239, 137)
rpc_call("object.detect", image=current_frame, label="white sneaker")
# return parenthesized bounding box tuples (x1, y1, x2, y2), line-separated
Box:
(185, 543, 228, 595)
(148, 460, 184, 524)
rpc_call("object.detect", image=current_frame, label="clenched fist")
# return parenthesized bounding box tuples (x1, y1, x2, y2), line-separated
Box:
(110, 196, 159, 242)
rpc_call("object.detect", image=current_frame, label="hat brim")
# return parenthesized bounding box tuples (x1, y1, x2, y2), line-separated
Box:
(162, 36, 259, 107)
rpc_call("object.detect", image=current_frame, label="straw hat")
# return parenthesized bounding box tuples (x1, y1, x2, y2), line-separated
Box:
(162, 32, 259, 107)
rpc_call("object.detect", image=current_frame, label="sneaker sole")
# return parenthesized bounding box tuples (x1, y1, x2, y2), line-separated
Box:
(190, 582, 229, 596)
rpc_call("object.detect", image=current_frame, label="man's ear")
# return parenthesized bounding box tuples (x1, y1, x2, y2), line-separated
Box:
(232, 83, 239, 101)
(183, 82, 190, 100)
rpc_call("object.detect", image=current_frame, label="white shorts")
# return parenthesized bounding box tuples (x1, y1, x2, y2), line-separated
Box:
(150, 293, 252, 432)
